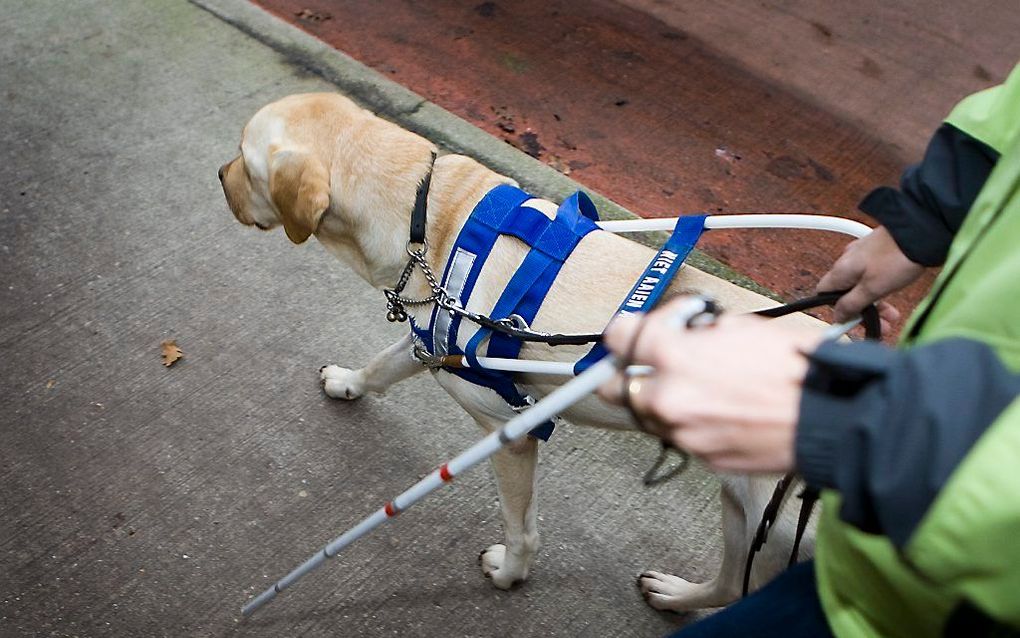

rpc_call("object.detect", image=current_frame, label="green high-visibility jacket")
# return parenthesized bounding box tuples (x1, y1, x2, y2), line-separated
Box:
(816, 63, 1020, 636)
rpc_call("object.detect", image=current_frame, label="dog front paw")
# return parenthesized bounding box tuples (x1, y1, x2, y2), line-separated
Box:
(320, 365, 365, 400)
(478, 544, 529, 590)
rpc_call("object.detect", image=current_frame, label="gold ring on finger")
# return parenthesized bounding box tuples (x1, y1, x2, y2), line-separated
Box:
(627, 375, 645, 403)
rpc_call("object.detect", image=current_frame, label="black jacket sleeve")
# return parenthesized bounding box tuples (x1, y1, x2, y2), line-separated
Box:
(859, 123, 999, 267)
(795, 338, 1020, 547)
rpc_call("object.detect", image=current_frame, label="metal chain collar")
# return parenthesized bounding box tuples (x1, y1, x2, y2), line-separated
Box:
(384, 242, 535, 331)
(382, 243, 446, 323)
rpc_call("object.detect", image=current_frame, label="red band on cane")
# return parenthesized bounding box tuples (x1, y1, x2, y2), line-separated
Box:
(439, 464, 453, 482)
(384, 501, 399, 517)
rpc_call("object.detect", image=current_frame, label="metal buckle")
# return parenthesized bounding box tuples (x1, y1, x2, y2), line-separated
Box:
(411, 341, 444, 368)
(406, 238, 428, 256)
(506, 314, 529, 330)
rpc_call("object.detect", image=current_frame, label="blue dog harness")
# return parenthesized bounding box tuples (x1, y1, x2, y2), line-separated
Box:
(404, 183, 707, 439)
(410, 184, 600, 439)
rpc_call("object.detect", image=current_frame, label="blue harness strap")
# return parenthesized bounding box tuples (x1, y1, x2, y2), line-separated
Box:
(413, 186, 600, 440)
(465, 191, 600, 367)
(573, 215, 707, 373)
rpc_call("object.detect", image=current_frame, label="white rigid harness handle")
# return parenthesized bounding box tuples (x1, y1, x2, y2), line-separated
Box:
(447, 213, 873, 376)
(597, 213, 872, 239)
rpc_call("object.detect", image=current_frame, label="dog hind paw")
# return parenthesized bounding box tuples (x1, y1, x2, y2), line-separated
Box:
(478, 544, 528, 590)
(320, 365, 365, 400)
(637, 570, 704, 612)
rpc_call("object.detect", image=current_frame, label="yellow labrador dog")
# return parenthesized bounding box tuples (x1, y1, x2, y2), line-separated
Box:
(218, 93, 822, 612)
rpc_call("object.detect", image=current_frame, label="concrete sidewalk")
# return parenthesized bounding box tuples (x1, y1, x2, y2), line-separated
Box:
(1, 1, 724, 635)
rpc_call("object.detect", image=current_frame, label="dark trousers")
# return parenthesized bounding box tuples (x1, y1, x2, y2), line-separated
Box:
(670, 561, 834, 638)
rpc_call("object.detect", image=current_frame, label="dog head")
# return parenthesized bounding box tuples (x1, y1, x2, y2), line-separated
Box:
(218, 93, 461, 285)
(220, 94, 359, 244)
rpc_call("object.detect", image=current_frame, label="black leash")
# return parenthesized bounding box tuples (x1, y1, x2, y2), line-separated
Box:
(607, 286, 880, 595)
(740, 477, 821, 596)
(642, 442, 691, 486)
(753, 290, 882, 341)
(742, 473, 794, 597)
(451, 289, 881, 348)
(789, 486, 820, 568)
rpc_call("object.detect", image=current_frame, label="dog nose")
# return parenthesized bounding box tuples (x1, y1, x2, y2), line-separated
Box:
(218, 164, 227, 183)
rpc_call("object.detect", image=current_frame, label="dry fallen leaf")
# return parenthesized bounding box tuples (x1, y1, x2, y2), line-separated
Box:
(295, 8, 331, 22)
(548, 154, 571, 175)
(161, 340, 183, 367)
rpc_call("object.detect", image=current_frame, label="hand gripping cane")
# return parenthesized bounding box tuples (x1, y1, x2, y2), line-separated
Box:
(240, 297, 717, 617)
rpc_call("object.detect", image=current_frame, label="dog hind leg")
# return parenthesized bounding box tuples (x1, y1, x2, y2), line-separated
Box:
(638, 483, 746, 611)
(320, 332, 424, 399)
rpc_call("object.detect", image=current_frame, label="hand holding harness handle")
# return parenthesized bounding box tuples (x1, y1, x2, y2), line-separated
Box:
(609, 290, 877, 596)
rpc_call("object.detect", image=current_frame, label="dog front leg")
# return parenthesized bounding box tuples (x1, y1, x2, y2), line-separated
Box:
(479, 434, 539, 590)
(320, 332, 424, 399)
(638, 484, 746, 611)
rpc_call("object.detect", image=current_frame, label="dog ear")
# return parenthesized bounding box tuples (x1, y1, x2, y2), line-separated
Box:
(268, 149, 330, 244)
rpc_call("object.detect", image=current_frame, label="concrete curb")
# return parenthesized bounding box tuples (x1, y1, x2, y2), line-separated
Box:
(189, 0, 774, 297)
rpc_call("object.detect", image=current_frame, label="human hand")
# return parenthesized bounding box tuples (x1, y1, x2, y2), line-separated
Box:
(597, 299, 826, 473)
(816, 226, 925, 326)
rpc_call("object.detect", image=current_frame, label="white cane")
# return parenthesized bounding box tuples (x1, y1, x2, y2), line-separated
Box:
(240, 297, 715, 617)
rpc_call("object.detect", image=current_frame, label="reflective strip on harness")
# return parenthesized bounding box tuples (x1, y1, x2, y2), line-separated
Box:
(573, 215, 707, 373)
(432, 247, 475, 357)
